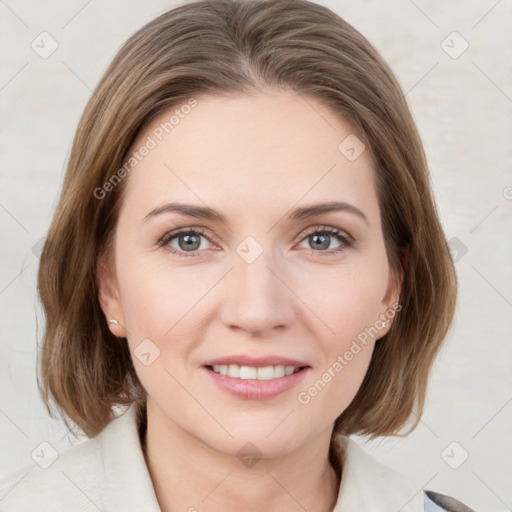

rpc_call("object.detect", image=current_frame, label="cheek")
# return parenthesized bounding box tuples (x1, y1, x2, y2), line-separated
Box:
(292, 256, 389, 406)
(115, 259, 202, 395)
(115, 252, 218, 388)
(295, 272, 383, 421)
(116, 247, 199, 333)
(295, 260, 390, 343)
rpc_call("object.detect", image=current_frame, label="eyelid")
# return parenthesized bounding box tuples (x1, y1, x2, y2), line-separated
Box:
(157, 224, 355, 257)
(299, 225, 354, 244)
(157, 226, 219, 250)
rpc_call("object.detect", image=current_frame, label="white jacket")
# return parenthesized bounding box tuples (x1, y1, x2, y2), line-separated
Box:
(0, 402, 475, 511)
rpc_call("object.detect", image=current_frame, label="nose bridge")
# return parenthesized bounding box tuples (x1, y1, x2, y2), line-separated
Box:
(221, 236, 293, 334)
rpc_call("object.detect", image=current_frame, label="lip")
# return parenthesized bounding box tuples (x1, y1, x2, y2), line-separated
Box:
(202, 355, 310, 368)
(202, 365, 310, 400)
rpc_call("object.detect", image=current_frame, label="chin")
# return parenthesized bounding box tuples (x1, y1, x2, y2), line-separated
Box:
(206, 433, 303, 462)
(198, 417, 318, 460)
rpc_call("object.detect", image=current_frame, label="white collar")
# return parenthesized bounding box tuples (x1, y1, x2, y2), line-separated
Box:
(99, 402, 423, 511)
(331, 433, 424, 511)
(98, 402, 161, 511)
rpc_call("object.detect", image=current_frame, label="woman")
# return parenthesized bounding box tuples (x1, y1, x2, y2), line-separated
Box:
(0, 1, 476, 510)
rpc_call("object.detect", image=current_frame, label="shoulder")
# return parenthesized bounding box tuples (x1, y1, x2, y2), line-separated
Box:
(0, 436, 105, 511)
(332, 435, 477, 512)
(0, 402, 160, 512)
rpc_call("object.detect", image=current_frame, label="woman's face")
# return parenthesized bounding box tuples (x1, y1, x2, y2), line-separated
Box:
(98, 88, 400, 458)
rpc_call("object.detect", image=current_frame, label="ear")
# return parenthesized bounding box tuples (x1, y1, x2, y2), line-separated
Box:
(96, 250, 127, 338)
(377, 255, 405, 338)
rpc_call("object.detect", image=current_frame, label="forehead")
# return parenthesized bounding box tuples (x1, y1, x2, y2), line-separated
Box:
(121, 89, 379, 222)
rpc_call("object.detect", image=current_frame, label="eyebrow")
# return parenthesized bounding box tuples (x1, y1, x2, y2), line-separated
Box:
(143, 200, 369, 226)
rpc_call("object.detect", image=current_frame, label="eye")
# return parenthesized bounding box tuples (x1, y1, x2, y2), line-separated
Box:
(157, 228, 215, 257)
(157, 225, 354, 258)
(296, 226, 353, 256)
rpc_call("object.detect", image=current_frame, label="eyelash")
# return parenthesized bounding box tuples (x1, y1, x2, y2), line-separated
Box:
(157, 226, 354, 258)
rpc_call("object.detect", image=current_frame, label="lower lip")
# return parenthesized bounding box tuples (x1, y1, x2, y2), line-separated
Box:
(202, 366, 310, 400)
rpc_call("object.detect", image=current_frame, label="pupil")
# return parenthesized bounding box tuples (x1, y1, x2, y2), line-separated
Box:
(180, 234, 200, 251)
(311, 234, 329, 250)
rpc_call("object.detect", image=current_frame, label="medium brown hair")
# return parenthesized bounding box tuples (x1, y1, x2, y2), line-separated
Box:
(37, 0, 457, 447)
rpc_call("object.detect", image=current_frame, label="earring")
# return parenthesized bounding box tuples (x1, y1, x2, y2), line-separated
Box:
(108, 319, 119, 324)
(382, 321, 387, 327)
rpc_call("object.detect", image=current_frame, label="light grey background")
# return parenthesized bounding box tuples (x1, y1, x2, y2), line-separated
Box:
(1, 1, 511, 510)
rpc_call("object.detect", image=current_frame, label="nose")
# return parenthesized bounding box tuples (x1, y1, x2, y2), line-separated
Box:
(219, 245, 295, 337)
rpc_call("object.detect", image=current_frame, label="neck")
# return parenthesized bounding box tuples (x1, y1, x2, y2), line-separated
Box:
(140, 401, 341, 512)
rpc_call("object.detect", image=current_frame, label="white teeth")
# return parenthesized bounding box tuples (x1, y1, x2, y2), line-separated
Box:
(239, 366, 257, 379)
(284, 366, 295, 376)
(210, 364, 300, 380)
(228, 364, 240, 378)
(257, 366, 275, 380)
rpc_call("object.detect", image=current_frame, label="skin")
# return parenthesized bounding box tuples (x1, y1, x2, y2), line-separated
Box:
(98, 87, 401, 512)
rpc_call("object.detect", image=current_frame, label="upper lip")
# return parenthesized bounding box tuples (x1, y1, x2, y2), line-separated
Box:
(203, 355, 310, 368)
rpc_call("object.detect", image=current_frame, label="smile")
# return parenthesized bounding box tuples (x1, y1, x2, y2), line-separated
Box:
(207, 364, 303, 380)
